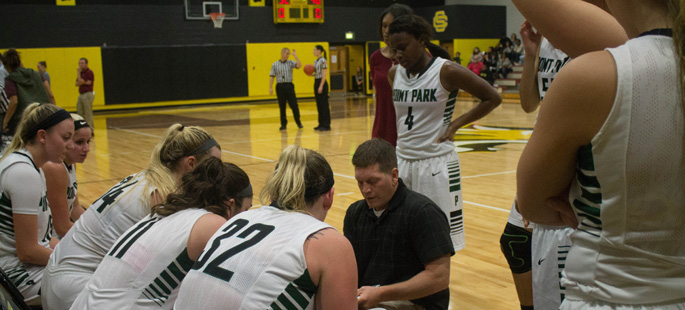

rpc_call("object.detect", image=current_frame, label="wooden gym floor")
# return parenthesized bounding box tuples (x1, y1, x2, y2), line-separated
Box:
(76, 94, 536, 309)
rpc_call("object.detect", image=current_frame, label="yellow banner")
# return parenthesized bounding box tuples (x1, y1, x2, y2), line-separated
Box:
(57, 0, 76, 6)
(249, 0, 265, 7)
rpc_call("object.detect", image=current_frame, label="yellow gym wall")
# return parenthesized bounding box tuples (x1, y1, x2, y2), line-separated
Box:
(453, 38, 500, 65)
(1, 47, 104, 113)
(246, 42, 330, 98)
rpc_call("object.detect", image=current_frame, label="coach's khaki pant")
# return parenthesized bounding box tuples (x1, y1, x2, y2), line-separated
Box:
(77, 92, 94, 128)
(370, 301, 424, 310)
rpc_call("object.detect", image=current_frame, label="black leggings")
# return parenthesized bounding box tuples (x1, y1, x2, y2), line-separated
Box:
(314, 79, 330, 128)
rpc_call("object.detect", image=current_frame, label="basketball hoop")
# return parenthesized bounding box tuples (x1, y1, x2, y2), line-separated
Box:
(209, 12, 226, 28)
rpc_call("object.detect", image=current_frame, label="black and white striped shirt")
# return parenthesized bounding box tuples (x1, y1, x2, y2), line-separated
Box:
(314, 57, 327, 79)
(0, 84, 8, 114)
(270, 60, 297, 83)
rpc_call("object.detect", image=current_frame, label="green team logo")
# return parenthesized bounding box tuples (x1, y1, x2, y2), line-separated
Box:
(433, 11, 448, 33)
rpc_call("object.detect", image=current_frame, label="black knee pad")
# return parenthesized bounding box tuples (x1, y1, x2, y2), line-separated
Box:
(500, 222, 532, 274)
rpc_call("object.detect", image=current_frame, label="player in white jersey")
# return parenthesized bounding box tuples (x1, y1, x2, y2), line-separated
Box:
(175, 145, 357, 310)
(0, 104, 74, 305)
(517, 0, 685, 308)
(387, 14, 501, 251)
(71, 157, 252, 310)
(43, 117, 91, 239)
(41, 124, 221, 310)
(508, 1, 629, 308)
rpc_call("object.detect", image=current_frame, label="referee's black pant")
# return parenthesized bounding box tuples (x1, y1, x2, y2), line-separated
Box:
(314, 79, 330, 128)
(276, 82, 301, 127)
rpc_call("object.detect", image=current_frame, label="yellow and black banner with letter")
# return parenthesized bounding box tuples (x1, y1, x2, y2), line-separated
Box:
(57, 0, 75, 6)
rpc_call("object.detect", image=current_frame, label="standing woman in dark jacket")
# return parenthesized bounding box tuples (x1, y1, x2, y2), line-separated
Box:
(2, 49, 55, 153)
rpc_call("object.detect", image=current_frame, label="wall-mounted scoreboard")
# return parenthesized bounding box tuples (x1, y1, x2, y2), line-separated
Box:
(274, 0, 324, 23)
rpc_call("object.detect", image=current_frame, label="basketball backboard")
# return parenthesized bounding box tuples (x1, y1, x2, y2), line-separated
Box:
(184, 0, 238, 20)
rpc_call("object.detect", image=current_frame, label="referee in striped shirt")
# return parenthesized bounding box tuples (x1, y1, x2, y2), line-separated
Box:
(269, 48, 303, 130)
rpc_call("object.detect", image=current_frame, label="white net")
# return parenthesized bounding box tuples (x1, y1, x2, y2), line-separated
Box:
(210, 13, 226, 28)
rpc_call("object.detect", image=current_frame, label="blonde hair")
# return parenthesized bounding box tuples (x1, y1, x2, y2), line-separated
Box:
(0, 103, 66, 163)
(259, 145, 333, 212)
(143, 124, 217, 204)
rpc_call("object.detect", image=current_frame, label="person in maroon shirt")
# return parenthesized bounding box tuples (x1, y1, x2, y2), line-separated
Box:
(369, 4, 413, 147)
(75, 58, 94, 128)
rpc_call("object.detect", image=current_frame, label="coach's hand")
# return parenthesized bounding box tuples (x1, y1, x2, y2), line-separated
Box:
(357, 286, 382, 309)
(269, 88, 273, 95)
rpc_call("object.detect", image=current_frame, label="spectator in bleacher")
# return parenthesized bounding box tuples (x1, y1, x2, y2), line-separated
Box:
(453, 51, 462, 65)
(470, 47, 482, 64)
(497, 52, 513, 79)
(467, 58, 485, 76)
(481, 53, 497, 85)
(513, 39, 524, 64)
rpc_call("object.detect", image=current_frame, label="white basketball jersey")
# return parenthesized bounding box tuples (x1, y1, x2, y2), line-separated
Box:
(394, 57, 458, 160)
(70, 208, 210, 310)
(0, 150, 52, 258)
(538, 38, 570, 100)
(174, 206, 332, 310)
(49, 173, 154, 274)
(562, 35, 685, 304)
(65, 163, 77, 213)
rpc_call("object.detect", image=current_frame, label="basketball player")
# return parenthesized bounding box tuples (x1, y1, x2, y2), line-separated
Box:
(506, 1, 629, 309)
(387, 15, 502, 251)
(71, 157, 252, 309)
(43, 116, 91, 239)
(41, 124, 221, 310)
(269, 48, 303, 130)
(313, 45, 331, 131)
(174, 145, 357, 310)
(517, 0, 685, 309)
(0, 104, 74, 305)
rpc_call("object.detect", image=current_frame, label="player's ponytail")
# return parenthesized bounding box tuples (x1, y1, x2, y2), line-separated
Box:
(152, 157, 251, 218)
(1, 103, 68, 163)
(426, 41, 451, 60)
(315, 45, 327, 59)
(143, 124, 219, 207)
(260, 145, 334, 213)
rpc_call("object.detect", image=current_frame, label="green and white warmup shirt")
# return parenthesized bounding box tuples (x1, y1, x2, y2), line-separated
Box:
(393, 57, 458, 160)
(174, 206, 331, 310)
(49, 172, 154, 275)
(71, 208, 210, 309)
(562, 34, 685, 304)
(0, 150, 51, 292)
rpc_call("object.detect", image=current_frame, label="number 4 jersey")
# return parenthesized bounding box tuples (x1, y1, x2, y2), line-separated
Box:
(42, 173, 154, 309)
(174, 206, 332, 310)
(393, 57, 458, 160)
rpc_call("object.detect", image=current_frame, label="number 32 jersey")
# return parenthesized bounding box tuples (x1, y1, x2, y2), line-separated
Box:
(393, 57, 458, 160)
(174, 206, 332, 310)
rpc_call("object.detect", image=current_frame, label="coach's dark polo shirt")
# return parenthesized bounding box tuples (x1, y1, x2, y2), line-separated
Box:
(344, 179, 454, 310)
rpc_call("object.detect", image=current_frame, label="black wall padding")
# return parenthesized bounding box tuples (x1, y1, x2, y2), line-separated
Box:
(101, 44, 248, 105)
(0, 4, 505, 48)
